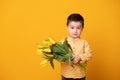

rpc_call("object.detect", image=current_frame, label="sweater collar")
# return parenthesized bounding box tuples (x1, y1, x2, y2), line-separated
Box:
(67, 36, 80, 42)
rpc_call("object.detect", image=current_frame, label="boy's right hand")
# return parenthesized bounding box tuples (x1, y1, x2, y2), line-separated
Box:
(72, 54, 81, 64)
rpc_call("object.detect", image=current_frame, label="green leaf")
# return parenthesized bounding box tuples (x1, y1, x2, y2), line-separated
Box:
(51, 43, 67, 54)
(68, 57, 72, 66)
(54, 54, 66, 61)
(63, 38, 70, 53)
(50, 59, 54, 69)
(43, 54, 54, 59)
(65, 53, 73, 66)
(77, 63, 86, 70)
(64, 38, 73, 52)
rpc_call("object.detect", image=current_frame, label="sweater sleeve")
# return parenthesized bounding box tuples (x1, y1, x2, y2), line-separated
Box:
(79, 40, 92, 62)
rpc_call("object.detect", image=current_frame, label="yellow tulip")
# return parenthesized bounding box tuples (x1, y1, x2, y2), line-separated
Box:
(36, 49, 43, 55)
(37, 49, 42, 53)
(38, 45, 44, 48)
(48, 37, 56, 45)
(40, 59, 48, 65)
(43, 40, 47, 44)
(43, 48, 51, 52)
(43, 40, 52, 46)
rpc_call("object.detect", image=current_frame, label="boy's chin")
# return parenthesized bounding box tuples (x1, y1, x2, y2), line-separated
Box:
(70, 36, 80, 38)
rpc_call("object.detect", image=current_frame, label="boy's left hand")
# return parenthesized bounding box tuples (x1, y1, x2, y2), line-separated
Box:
(72, 54, 81, 64)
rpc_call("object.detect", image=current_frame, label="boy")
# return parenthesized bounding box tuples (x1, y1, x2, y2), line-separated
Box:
(61, 13, 92, 80)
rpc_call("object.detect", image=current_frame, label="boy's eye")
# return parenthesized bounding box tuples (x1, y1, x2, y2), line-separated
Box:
(70, 26, 81, 29)
(77, 27, 80, 29)
(70, 27, 74, 29)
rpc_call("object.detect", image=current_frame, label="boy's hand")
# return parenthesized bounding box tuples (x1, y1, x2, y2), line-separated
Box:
(72, 54, 81, 64)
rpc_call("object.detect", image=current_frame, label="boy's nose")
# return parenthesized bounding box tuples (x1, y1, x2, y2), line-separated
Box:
(74, 29, 77, 33)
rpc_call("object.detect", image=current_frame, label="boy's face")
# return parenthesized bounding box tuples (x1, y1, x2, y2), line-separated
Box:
(67, 21, 83, 38)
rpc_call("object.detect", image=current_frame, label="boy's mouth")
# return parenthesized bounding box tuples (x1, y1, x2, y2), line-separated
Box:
(73, 34, 78, 35)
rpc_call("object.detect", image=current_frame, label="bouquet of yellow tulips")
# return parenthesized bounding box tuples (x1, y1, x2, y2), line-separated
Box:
(37, 37, 73, 69)
(37, 37, 86, 69)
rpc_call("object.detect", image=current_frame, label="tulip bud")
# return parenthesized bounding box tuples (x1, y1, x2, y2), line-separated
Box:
(43, 48, 51, 53)
(48, 37, 56, 45)
(43, 40, 52, 46)
(40, 59, 48, 65)
(38, 45, 44, 48)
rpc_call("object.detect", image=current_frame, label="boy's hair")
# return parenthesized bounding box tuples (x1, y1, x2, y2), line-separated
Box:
(67, 13, 84, 28)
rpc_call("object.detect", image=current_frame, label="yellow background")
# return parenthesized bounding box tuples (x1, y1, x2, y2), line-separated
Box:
(0, 0, 120, 80)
